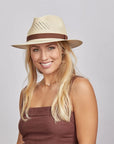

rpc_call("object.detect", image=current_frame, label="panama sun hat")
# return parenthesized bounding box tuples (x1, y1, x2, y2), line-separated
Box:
(12, 15, 83, 49)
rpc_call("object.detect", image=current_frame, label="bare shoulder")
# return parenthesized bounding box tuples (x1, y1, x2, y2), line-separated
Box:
(19, 86, 27, 114)
(71, 76, 96, 111)
(71, 76, 94, 91)
(70, 76, 98, 143)
(71, 76, 95, 97)
(19, 86, 27, 102)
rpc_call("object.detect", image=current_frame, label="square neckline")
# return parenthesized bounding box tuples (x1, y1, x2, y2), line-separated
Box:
(28, 76, 82, 112)
(29, 105, 51, 109)
(29, 106, 74, 114)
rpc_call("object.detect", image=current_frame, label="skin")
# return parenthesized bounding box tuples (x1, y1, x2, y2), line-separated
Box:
(30, 42, 63, 85)
(70, 77, 98, 144)
(16, 42, 98, 144)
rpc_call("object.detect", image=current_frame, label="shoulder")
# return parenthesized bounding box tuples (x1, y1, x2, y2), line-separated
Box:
(70, 76, 98, 143)
(70, 76, 92, 92)
(70, 76, 97, 111)
(19, 86, 27, 113)
(19, 86, 27, 101)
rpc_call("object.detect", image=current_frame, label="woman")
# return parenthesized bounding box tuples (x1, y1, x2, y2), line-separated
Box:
(12, 15, 98, 144)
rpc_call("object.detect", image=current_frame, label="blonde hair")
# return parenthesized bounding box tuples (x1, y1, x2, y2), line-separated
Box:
(20, 41, 78, 122)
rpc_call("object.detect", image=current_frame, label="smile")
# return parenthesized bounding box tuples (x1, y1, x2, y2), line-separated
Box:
(40, 62, 53, 68)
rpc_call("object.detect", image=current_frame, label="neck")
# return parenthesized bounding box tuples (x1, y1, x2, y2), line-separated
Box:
(42, 73, 58, 86)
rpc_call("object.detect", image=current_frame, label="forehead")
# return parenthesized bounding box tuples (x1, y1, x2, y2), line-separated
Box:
(30, 42, 58, 48)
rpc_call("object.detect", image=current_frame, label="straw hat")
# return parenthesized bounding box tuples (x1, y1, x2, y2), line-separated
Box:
(12, 15, 83, 49)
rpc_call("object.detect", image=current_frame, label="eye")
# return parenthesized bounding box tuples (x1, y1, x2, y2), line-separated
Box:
(48, 46, 55, 50)
(32, 48, 39, 52)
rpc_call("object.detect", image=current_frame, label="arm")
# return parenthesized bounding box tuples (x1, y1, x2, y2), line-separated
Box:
(16, 132, 24, 144)
(16, 88, 26, 144)
(70, 77, 98, 144)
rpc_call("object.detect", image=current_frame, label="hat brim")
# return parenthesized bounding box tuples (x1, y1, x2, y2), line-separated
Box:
(12, 38, 83, 49)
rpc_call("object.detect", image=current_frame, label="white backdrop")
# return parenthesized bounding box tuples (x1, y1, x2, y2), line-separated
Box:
(0, 0, 114, 143)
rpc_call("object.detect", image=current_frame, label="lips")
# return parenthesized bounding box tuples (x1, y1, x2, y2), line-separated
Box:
(40, 61, 53, 68)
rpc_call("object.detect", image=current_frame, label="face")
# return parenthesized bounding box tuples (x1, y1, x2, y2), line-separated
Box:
(30, 42, 63, 76)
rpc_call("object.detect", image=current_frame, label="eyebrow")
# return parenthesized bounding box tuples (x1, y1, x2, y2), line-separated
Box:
(31, 43, 57, 48)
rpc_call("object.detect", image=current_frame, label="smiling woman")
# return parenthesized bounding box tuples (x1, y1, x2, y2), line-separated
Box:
(12, 15, 98, 144)
(30, 42, 63, 77)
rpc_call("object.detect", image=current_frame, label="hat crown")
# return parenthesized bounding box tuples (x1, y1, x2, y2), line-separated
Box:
(27, 15, 67, 36)
(12, 15, 82, 49)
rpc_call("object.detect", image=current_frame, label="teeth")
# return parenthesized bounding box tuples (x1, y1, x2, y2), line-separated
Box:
(41, 62, 52, 66)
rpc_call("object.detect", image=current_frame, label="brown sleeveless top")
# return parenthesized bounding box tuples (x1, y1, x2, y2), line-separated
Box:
(18, 106, 78, 144)
(18, 76, 81, 144)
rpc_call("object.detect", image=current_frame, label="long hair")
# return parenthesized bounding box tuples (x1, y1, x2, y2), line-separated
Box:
(20, 41, 78, 122)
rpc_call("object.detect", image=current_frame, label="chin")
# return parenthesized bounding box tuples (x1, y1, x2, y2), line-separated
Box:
(39, 68, 58, 75)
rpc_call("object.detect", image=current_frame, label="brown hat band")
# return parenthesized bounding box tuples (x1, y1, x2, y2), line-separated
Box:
(27, 33, 68, 41)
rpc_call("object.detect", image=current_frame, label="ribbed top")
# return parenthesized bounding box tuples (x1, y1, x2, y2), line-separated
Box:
(18, 106, 78, 144)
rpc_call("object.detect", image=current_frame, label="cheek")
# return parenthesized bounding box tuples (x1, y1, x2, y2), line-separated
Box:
(31, 54, 39, 62)
(52, 53, 60, 59)
(51, 49, 62, 59)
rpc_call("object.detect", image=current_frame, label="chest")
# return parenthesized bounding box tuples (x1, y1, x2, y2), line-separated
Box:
(30, 85, 59, 107)
(19, 108, 76, 142)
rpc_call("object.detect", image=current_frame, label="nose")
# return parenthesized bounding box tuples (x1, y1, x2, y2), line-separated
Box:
(40, 49, 48, 60)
